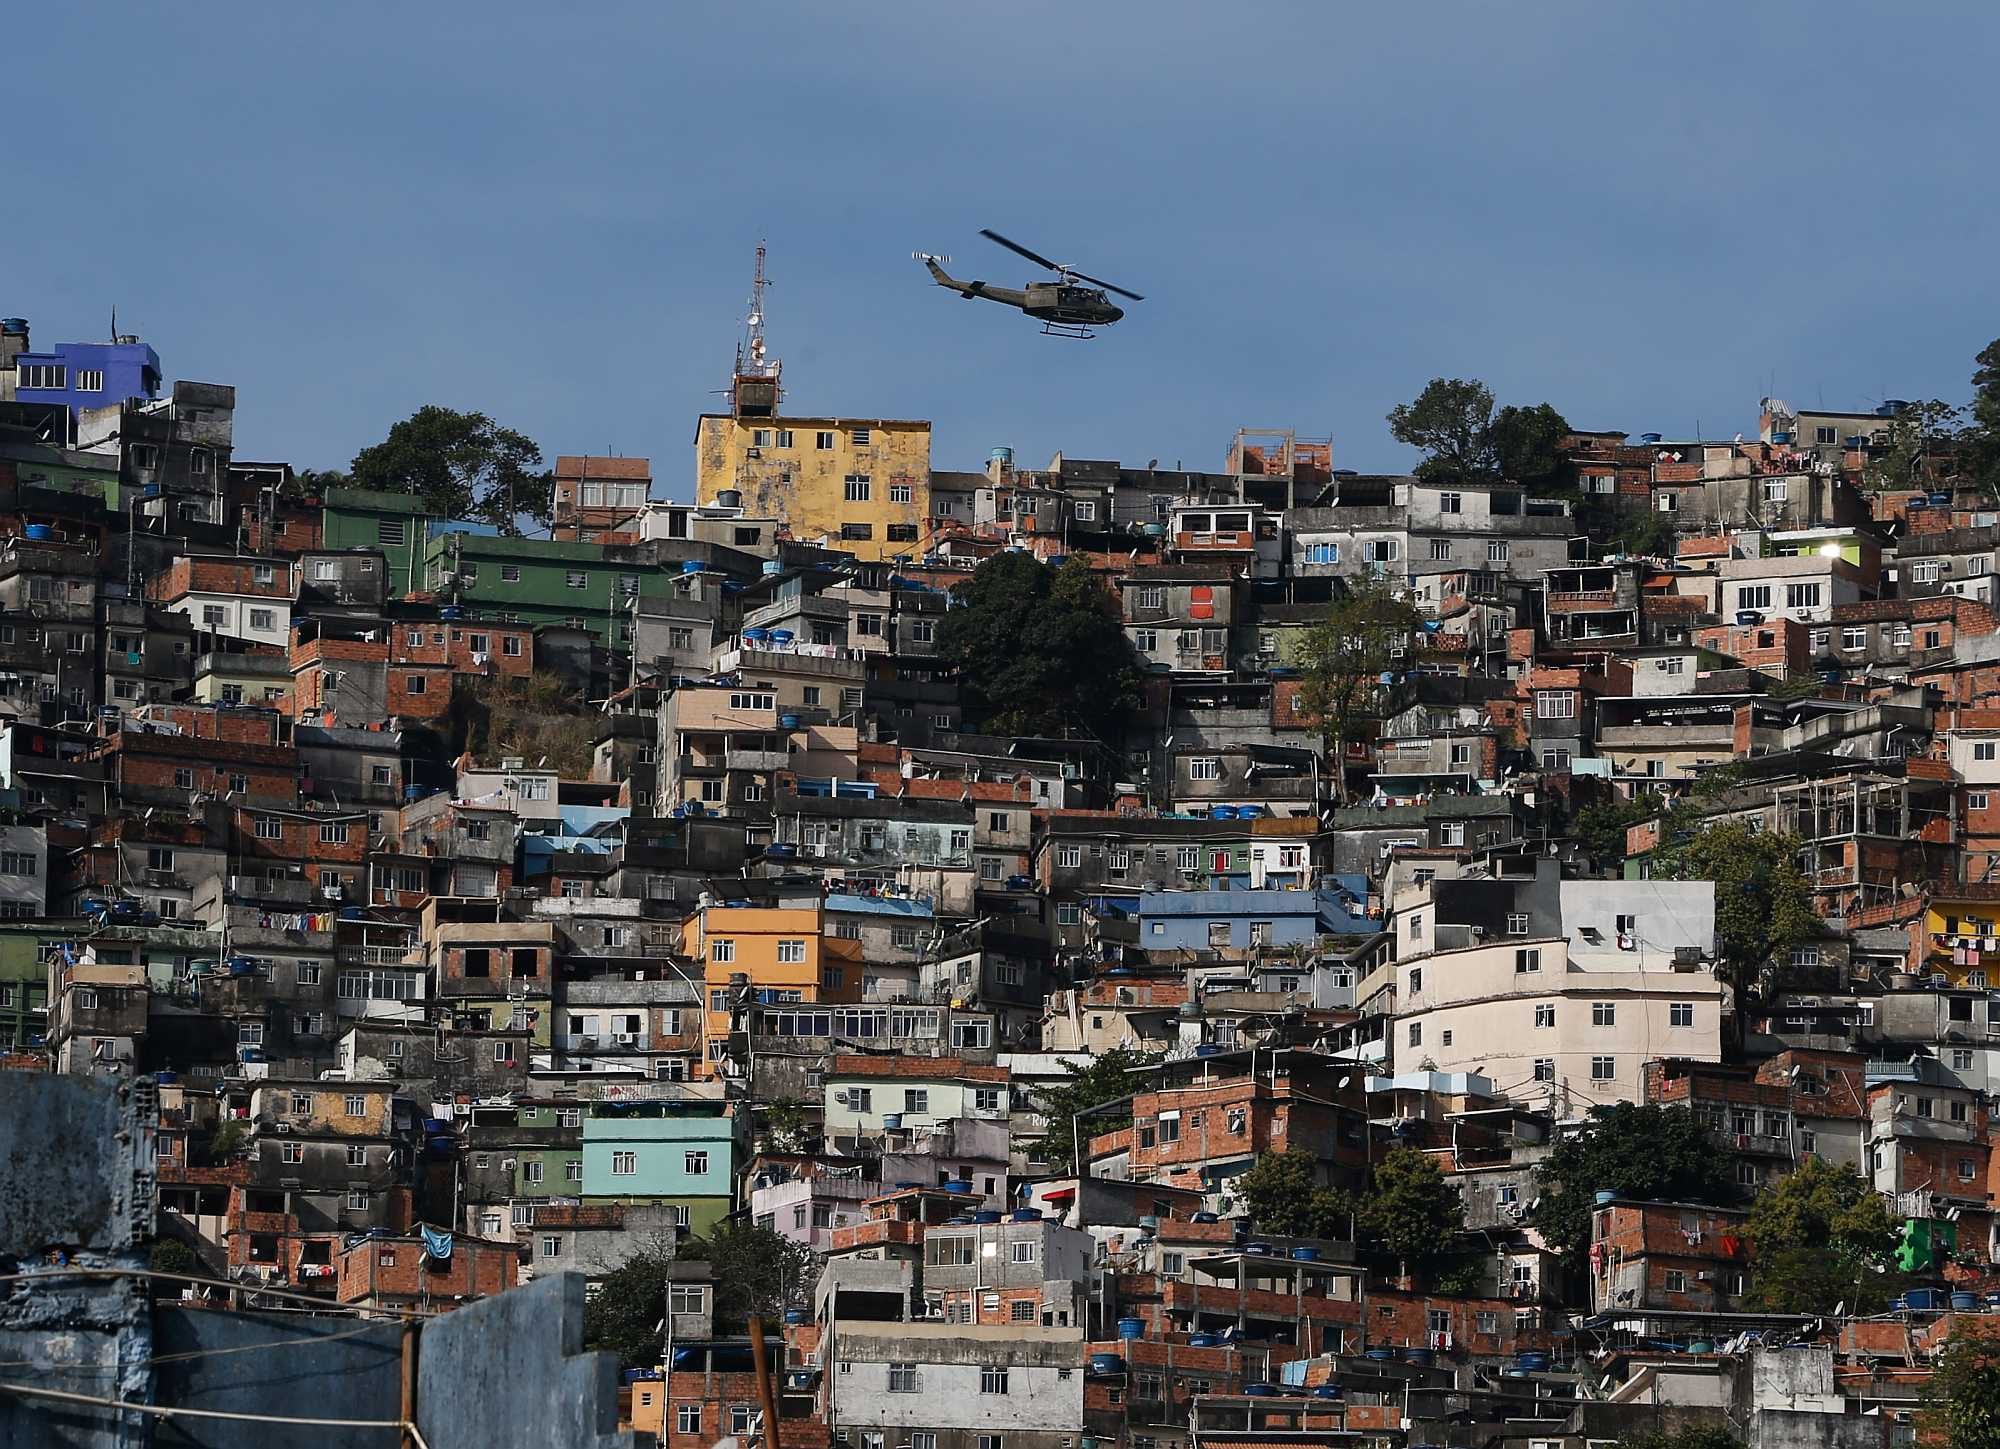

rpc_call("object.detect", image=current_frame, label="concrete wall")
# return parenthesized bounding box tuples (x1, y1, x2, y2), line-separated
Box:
(0, 1073, 155, 1449)
(150, 1307, 404, 1449)
(417, 1271, 644, 1449)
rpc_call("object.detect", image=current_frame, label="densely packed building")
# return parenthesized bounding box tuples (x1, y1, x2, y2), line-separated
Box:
(6, 309, 2000, 1448)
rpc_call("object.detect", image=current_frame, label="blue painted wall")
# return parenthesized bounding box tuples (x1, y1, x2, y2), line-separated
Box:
(14, 338, 161, 420)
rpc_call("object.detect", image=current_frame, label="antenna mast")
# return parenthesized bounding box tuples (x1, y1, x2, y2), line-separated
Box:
(730, 241, 781, 419)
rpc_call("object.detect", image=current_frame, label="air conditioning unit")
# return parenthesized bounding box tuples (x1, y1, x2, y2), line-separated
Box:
(833, 1089, 852, 1105)
(613, 1032, 636, 1046)
(272, 1122, 293, 1134)
(320, 887, 343, 901)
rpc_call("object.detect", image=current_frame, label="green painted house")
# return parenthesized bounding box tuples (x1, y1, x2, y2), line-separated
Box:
(418, 533, 656, 648)
(321, 487, 445, 600)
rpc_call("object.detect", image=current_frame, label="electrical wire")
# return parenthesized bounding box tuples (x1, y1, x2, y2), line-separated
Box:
(0, 1318, 392, 1373)
(0, 1379, 420, 1434)
(0, 1266, 435, 1319)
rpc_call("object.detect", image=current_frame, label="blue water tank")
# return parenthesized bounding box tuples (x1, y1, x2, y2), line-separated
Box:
(1929, 491, 1952, 507)
(1365, 1347, 1396, 1362)
(1191, 1211, 1219, 1224)
(1771, 431, 1794, 444)
(1516, 1352, 1550, 1373)
(762, 560, 783, 575)
(1117, 1317, 1145, 1340)
(23, 524, 52, 541)
(943, 1181, 972, 1195)
(1950, 1292, 1978, 1311)
(1237, 805, 1264, 820)
(1638, 432, 1663, 444)
(973, 1209, 1003, 1224)
(1907, 1288, 1947, 1311)
(1210, 806, 1236, 820)
(1244, 1383, 1277, 1397)
(1311, 1384, 1343, 1400)
(1245, 1243, 1274, 1256)
(682, 560, 704, 574)
(1089, 1353, 1125, 1376)
(1291, 1247, 1319, 1261)
(1189, 1333, 1218, 1348)
(743, 627, 769, 642)
(1594, 1190, 1617, 1205)
(990, 447, 1014, 466)
(1879, 399, 1911, 417)
(1402, 1348, 1434, 1366)
(881, 1113, 902, 1131)
(439, 606, 462, 621)
(769, 629, 794, 644)
(784, 1308, 811, 1325)
(779, 713, 801, 728)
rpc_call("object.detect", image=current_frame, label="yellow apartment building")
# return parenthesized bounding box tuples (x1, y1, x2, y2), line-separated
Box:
(694, 412, 932, 562)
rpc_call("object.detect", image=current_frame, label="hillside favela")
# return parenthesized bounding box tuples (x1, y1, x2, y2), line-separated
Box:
(5, 302, 2000, 1447)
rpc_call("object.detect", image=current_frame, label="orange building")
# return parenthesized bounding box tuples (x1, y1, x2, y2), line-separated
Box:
(686, 901, 862, 1076)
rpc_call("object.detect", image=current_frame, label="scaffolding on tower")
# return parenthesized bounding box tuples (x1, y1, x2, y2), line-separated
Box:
(732, 241, 782, 419)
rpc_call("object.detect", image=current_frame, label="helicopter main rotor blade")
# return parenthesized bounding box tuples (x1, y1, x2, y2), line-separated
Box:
(979, 229, 1064, 274)
(1069, 270, 1145, 302)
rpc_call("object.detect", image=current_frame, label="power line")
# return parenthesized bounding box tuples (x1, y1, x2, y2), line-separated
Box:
(0, 1379, 431, 1442)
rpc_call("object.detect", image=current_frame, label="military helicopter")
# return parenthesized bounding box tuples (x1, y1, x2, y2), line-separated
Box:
(915, 229, 1144, 338)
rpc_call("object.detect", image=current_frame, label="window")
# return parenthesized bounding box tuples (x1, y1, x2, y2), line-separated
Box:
(1972, 792, 1990, 810)
(1516, 948, 1541, 974)
(280, 1142, 304, 1164)
(1534, 1003, 1555, 1029)
(904, 1089, 929, 1114)
(1408, 1022, 1422, 1047)
(1670, 1001, 1695, 1028)
(851, 427, 871, 447)
(1437, 492, 1463, 515)
(19, 365, 66, 390)
(844, 474, 872, 502)
(1533, 1058, 1555, 1082)
(888, 1363, 917, 1392)
(1590, 1056, 1616, 1081)
(1487, 539, 1510, 563)
(254, 815, 284, 841)
(1785, 582, 1822, 610)
(776, 938, 807, 965)
(1592, 1002, 1616, 1027)
(678, 1405, 701, 1435)
(404, 673, 427, 696)
(980, 1367, 1009, 1394)
(74, 368, 104, 392)
(1663, 1268, 1688, 1293)
(1534, 690, 1575, 720)
(1188, 757, 1222, 781)
(1976, 742, 1997, 763)
(1056, 844, 1082, 869)
(685, 1150, 710, 1176)
(1304, 542, 1340, 565)
(1506, 912, 1530, 936)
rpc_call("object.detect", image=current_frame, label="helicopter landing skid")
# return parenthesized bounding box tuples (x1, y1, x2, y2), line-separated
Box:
(1039, 322, 1095, 340)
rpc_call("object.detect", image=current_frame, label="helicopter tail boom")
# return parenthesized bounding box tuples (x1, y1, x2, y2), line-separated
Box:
(914, 253, 1024, 309)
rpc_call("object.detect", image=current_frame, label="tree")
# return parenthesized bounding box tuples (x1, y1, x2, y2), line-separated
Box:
(1238, 1149, 1348, 1238)
(350, 405, 552, 532)
(935, 553, 1141, 740)
(1864, 399, 1965, 493)
(1351, 1146, 1466, 1285)
(1492, 402, 1573, 486)
(582, 1234, 679, 1368)
(1744, 1157, 1897, 1313)
(1571, 791, 1662, 873)
(679, 1223, 818, 1335)
(1532, 1105, 1736, 1268)
(1295, 573, 1424, 802)
(1924, 1315, 2000, 1449)
(1387, 378, 1498, 482)
(1651, 818, 1820, 999)
(1034, 1047, 1155, 1172)
(1617, 1426, 1748, 1449)
(1968, 338, 2000, 499)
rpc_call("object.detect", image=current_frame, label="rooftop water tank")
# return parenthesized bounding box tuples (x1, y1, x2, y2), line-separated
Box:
(1879, 399, 1911, 417)
(1117, 1318, 1144, 1340)
(768, 629, 794, 644)
(742, 627, 769, 642)
(23, 524, 52, 541)
(1638, 432, 1663, 444)
(682, 560, 704, 574)
(880, 1113, 902, 1131)
(1210, 806, 1237, 820)
(716, 489, 743, 508)
(990, 446, 1014, 466)
(761, 559, 783, 575)
(973, 1209, 1003, 1224)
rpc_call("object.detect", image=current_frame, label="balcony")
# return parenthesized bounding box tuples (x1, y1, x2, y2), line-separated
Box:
(724, 747, 789, 772)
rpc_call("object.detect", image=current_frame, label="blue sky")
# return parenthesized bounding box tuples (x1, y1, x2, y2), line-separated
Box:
(12, 4, 2000, 494)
